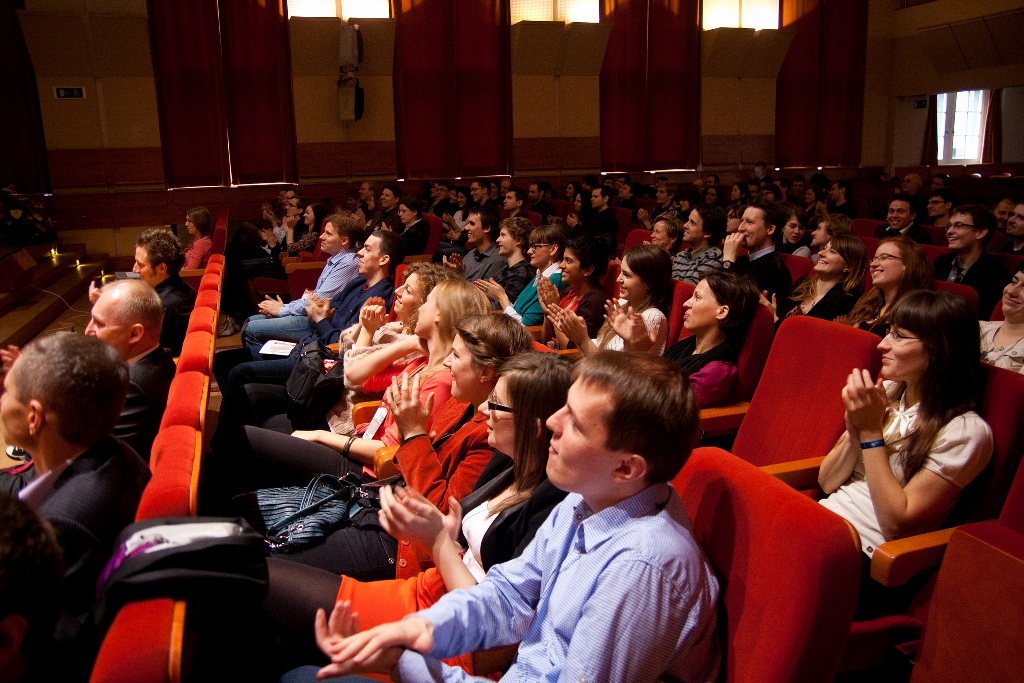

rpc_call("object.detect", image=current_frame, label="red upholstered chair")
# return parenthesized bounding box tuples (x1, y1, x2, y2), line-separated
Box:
(285, 261, 326, 301)
(159, 371, 209, 432)
(666, 280, 696, 347)
(207, 253, 225, 267)
(698, 304, 776, 437)
(549, 198, 570, 220)
(718, 316, 882, 458)
(623, 228, 651, 253)
(612, 207, 633, 245)
(523, 210, 542, 227)
(992, 300, 1004, 321)
(853, 218, 885, 238)
(990, 251, 1024, 274)
(918, 224, 947, 245)
(599, 260, 620, 300)
(637, 198, 658, 216)
(933, 280, 979, 317)
(90, 598, 184, 683)
(186, 306, 216, 335)
(194, 288, 219, 310)
(859, 235, 880, 261)
(138, 425, 202, 519)
(919, 243, 951, 264)
(176, 331, 214, 375)
(211, 206, 229, 255)
(673, 447, 863, 683)
(422, 213, 443, 255)
(198, 272, 220, 293)
(778, 252, 814, 284)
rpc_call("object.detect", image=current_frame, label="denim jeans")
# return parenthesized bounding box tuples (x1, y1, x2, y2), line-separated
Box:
(242, 314, 312, 357)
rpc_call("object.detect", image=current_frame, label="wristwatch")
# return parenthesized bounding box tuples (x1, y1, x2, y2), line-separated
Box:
(722, 260, 734, 269)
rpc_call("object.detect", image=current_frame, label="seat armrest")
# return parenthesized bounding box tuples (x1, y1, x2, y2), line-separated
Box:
(699, 402, 749, 437)
(762, 456, 825, 490)
(180, 268, 205, 278)
(352, 400, 382, 426)
(870, 527, 959, 587)
(525, 325, 544, 341)
(374, 445, 401, 479)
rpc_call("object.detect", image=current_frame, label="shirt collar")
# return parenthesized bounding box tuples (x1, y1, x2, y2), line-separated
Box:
(327, 250, 356, 266)
(471, 243, 499, 261)
(541, 262, 561, 278)
(747, 244, 776, 261)
(18, 459, 75, 509)
(571, 483, 674, 553)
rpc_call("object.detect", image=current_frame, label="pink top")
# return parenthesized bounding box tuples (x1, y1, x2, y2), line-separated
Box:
(183, 236, 214, 269)
(360, 356, 455, 447)
(688, 361, 737, 408)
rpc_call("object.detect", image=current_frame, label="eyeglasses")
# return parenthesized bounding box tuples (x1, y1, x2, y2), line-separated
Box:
(487, 392, 514, 414)
(527, 244, 553, 251)
(886, 329, 920, 344)
(870, 254, 902, 263)
(947, 222, 976, 230)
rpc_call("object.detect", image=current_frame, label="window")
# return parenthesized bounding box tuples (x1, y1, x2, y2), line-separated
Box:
(702, 0, 779, 30)
(936, 90, 988, 165)
(287, 0, 390, 20)
(510, 0, 599, 23)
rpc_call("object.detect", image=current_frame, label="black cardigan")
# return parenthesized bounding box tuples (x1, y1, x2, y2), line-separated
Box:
(775, 277, 858, 330)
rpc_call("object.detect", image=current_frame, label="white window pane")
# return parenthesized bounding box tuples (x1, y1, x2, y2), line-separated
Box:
(558, 0, 599, 23)
(956, 94, 970, 113)
(341, 0, 390, 19)
(513, 0, 553, 22)
(953, 114, 968, 135)
(290, 0, 338, 17)
(968, 112, 981, 133)
(969, 90, 983, 111)
(740, 0, 779, 30)
(937, 93, 947, 113)
(952, 136, 966, 159)
(703, 0, 740, 29)
(937, 142, 944, 161)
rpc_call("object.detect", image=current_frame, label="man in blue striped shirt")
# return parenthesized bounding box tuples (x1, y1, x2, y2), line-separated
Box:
(241, 214, 362, 357)
(310, 352, 721, 683)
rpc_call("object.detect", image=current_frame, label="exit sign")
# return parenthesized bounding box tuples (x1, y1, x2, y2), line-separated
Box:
(914, 99, 927, 109)
(54, 87, 85, 99)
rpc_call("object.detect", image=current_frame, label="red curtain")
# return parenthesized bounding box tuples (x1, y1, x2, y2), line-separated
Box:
(1, 0, 49, 193)
(147, 0, 230, 188)
(983, 88, 1002, 164)
(776, 0, 867, 168)
(600, 0, 700, 172)
(219, 0, 298, 185)
(393, 0, 511, 179)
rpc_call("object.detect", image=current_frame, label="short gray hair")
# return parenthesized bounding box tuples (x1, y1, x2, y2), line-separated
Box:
(10, 333, 128, 446)
(102, 279, 164, 333)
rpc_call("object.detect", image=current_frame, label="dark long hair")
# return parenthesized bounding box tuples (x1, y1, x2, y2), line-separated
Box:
(886, 290, 981, 480)
(491, 353, 574, 513)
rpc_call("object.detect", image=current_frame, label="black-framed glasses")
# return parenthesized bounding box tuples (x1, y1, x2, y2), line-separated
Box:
(487, 392, 514, 414)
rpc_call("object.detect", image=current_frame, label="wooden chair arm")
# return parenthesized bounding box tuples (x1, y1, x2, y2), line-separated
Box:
(402, 254, 432, 263)
(762, 456, 826, 490)
(525, 325, 544, 342)
(327, 343, 339, 353)
(698, 402, 749, 437)
(179, 267, 205, 278)
(352, 400, 381, 426)
(870, 527, 959, 587)
(555, 349, 580, 358)
(280, 255, 300, 266)
(374, 445, 401, 480)
(285, 261, 328, 274)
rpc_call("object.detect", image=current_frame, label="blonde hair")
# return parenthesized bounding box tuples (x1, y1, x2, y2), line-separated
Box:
(425, 279, 490, 374)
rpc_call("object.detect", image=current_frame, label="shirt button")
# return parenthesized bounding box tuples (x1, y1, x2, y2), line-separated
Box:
(398, 559, 407, 568)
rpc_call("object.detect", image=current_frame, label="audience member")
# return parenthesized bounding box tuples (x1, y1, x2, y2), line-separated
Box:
(429, 181, 458, 218)
(563, 180, 580, 202)
(930, 173, 950, 191)
(819, 290, 992, 618)
(286, 202, 325, 257)
(925, 188, 956, 229)
(788, 175, 806, 203)
(993, 201, 1024, 255)
(0, 494, 63, 683)
(725, 204, 744, 235)
(182, 206, 214, 269)
(650, 215, 684, 256)
(638, 182, 682, 229)
(662, 270, 760, 406)
(980, 263, 1024, 374)
(827, 180, 858, 219)
(933, 204, 1010, 320)
(702, 184, 721, 207)
(777, 205, 813, 257)
(305, 351, 719, 683)
(444, 205, 505, 282)
(242, 214, 363, 355)
(568, 186, 618, 251)
(808, 213, 854, 263)
(485, 217, 534, 305)
(502, 187, 527, 219)
(478, 223, 567, 326)
(994, 197, 1016, 233)
(772, 234, 866, 328)
(843, 236, 933, 337)
(130, 228, 196, 354)
(873, 194, 932, 244)
(539, 236, 609, 347)
(526, 182, 555, 223)
(804, 185, 828, 228)
(358, 182, 377, 214)
(396, 199, 430, 256)
(616, 181, 639, 222)
(729, 182, 751, 207)
(761, 183, 784, 203)
(548, 244, 671, 356)
(265, 353, 572, 674)
(368, 185, 403, 232)
(722, 198, 792, 300)
(898, 173, 927, 216)
(673, 206, 725, 285)
(0, 333, 150, 648)
(277, 194, 307, 245)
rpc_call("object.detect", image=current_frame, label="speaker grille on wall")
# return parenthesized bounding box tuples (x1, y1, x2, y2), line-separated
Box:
(339, 25, 362, 68)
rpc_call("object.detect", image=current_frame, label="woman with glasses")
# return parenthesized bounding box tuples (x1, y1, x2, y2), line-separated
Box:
(841, 236, 933, 338)
(819, 290, 993, 618)
(266, 352, 572, 675)
(474, 223, 569, 326)
(769, 234, 867, 329)
(395, 199, 429, 256)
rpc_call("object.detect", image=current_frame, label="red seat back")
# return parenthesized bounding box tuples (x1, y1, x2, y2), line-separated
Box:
(778, 252, 814, 285)
(160, 371, 208, 431)
(288, 264, 325, 301)
(919, 243, 952, 264)
(549, 198, 570, 220)
(674, 447, 862, 683)
(523, 210, 542, 227)
(600, 260, 620, 300)
(176, 331, 214, 375)
(933, 280, 979, 317)
(186, 306, 217, 335)
(666, 280, 696, 347)
(919, 224, 947, 245)
(732, 304, 775, 403)
(423, 213, 443, 255)
(853, 219, 885, 238)
(623, 228, 651, 253)
(612, 207, 632, 244)
(990, 251, 1024, 275)
(732, 317, 882, 466)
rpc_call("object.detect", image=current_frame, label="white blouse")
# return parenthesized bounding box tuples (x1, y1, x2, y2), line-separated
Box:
(979, 320, 1024, 374)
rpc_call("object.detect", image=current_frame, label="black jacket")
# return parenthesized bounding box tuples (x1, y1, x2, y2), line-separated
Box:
(732, 250, 793, 301)
(933, 251, 1011, 321)
(154, 275, 196, 355)
(116, 345, 177, 460)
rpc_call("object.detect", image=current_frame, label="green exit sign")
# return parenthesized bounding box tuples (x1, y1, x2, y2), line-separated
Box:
(54, 87, 85, 99)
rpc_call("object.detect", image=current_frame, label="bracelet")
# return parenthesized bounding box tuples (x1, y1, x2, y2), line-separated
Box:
(859, 439, 885, 450)
(341, 435, 356, 458)
(401, 432, 428, 446)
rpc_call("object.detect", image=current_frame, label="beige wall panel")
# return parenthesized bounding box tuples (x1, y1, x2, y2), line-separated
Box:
(701, 77, 740, 136)
(98, 77, 160, 148)
(18, 12, 93, 76)
(891, 36, 1024, 96)
(354, 18, 397, 77)
(24, 1, 87, 11)
(510, 21, 565, 75)
(343, 76, 394, 141)
(290, 16, 342, 77)
(557, 76, 599, 137)
(293, 75, 395, 143)
(88, 15, 152, 77)
(58, 225, 152, 257)
(112, 225, 155, 256)
(738, 78, 775, 135)
(512, 75, 559, 138)
(892, 96, 929, 168)
(36, 76, 103, 149)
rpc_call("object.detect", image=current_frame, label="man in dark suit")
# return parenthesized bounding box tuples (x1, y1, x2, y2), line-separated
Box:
(131, 228, 196, 354)
(85, 279, 175, 460)
(570, 186, 619, 253)
(722, 197, 793, 301)
(0, 333, 151, 649)
(527, 182, 555, 223)
(873, 194, 933, 245)
(933, 204, 1011, 321)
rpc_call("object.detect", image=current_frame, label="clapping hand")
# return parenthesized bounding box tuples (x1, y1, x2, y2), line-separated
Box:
(378, 485, 461, 552)
(545, 302, 588, 346)
(841, 369, 888, 441)
(386, 372, 432, 442)
(605, 300, 658, 353)
(258, 295, 286, 317)
(358, 296, 388, 335)
(307, 293, 335, 324)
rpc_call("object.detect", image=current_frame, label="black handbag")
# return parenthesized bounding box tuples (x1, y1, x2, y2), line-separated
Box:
(285, 338, 347, 429)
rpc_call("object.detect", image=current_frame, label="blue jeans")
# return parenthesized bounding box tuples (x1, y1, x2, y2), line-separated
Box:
(281, 666, 376, 683)
(242, 314, 312, 357)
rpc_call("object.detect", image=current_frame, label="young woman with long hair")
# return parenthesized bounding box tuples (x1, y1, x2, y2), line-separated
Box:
(538, 236, 609, 347)
(772, 234, 867, 328)
(842, 236, 933, 338)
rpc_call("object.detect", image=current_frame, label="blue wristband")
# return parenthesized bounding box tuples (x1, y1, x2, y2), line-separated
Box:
(860, 439, 885, 450)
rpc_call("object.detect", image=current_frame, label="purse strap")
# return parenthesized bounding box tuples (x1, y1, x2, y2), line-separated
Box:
(266, 473, 361, 538)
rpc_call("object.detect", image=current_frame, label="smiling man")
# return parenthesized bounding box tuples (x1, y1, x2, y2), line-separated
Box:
(933, 204, 1011, 320)
(309, 352, 720, 683)
(444, 205, 505, 283)
(873, 194, 933, 244)
(131, 228, 196, 354)
(721, 197, 792, 300)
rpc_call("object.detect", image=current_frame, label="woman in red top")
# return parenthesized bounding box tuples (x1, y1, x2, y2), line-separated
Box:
(538, 235, 608, 348)
(182, 206, 213, 269)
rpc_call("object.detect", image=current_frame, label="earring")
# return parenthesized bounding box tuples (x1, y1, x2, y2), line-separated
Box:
(843, 269, 849, 275)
